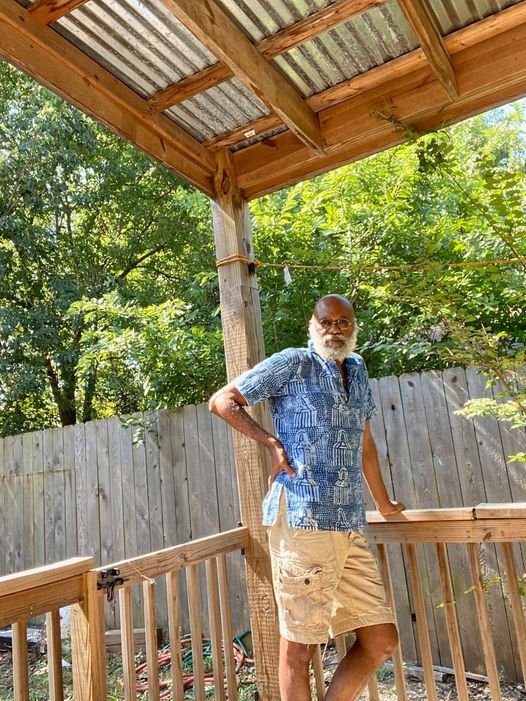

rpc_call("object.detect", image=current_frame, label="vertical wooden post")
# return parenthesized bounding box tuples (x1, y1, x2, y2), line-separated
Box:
(71, 571, 107, 701)
(211, 150, 280, 701)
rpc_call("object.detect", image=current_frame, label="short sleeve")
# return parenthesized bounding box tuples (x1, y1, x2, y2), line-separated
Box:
(234, 349, 301, 406)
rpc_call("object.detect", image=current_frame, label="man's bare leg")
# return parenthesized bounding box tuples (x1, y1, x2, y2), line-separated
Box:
(279, 638, 316, 701)
(325, 623, 398, 701)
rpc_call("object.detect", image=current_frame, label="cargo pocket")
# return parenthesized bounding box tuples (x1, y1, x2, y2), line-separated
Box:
(276, 559, 335, 631)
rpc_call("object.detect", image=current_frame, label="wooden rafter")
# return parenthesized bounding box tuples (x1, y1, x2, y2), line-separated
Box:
(397, 0, 458, 99)
(148, 0, 384, 112)
(29, 0, 88, 24)
(156, 0, 323, 154)
(0, 0, 215, 196)
(232, 4, 526, 198)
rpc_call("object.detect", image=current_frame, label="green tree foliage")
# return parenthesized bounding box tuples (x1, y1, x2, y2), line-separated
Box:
(1, 59, 525, 436)
(0, 61, 222, 435)
(251, 105, 526, 378)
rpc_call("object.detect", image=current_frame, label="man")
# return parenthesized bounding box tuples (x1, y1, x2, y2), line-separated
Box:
(209, 294, 405, 701)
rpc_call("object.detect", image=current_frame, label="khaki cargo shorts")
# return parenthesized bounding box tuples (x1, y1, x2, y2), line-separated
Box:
(268, 497, 395, 644)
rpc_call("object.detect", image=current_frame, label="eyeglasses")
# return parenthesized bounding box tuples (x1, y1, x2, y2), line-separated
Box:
(318, 318, 353, 332)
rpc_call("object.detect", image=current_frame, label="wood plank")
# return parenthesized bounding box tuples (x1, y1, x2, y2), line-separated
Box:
(435, 543, 469, 701)
(119, 419, 138, 558)
(475, 503, 526, 519)
(157, 410, 177, 548)
(12, 620, 29, 701)
(149, 0, 386, 112)
(217, 554, 238, 701)
(0, 0, 215, 195)
(43, 429, 55, 565)
(12, 434, 24, 572)
(368, 377, 417, 661)
(22, 433, 34, 572)
(166, 571, 185, 701)
(3, 437, 16, 575)
(312, 644, 325, 700)
(367, 674, 380, 701)
(84, 421, 101, 562)
(63, 425, 77, 560)
(205, 558, 226, 701)
(31, 431, 46, 569)
(366, 518, 526, 543)
(501, 542, 526, 683)
(169, 407, 192, 544)
(212, 150, 280, 700)
(96, 420, 113, 564)
(71, 570, 107, 701)
(158, 0, 323, 153)
(132, 416, 151, 557)
(29, 0, 89, 24)
(466, 543, 502, 701)
(335, 634, 347, 661)
(0, 437, 5, 577)
(107, 417, 125, 631)
(143, 580, 161, 701)
(118, 587, 137, 701)
(46, 609, 64, 701)
(405, 543, 438, 701)
(0, 557, 93, 596)
(52, 427, 66, 563)
(186, 564, 206, 701)
(376, 544, 408, 701)
(73, 423, 89, 558)
(397, 0, 458, 98)
(0, 575, 85, 628)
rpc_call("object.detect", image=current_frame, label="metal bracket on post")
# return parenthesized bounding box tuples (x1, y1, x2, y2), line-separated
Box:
(96, 568, 125, 602)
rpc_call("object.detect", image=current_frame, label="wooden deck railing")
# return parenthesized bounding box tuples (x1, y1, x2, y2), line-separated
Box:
(1, 505, 525, 701)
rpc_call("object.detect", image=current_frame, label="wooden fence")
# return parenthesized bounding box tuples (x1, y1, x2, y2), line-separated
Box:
(1, 365, 525, 677)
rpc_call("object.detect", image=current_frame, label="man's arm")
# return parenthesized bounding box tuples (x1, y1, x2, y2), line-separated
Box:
(209, 383, 296, 487)
(362, 421, 406, 516)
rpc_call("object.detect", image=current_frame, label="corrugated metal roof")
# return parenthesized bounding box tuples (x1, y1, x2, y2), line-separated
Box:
(165, 77, 270, 142)
(33, 0, 524, 144)
(429, 0, 523, 34)
(272, 0, 418, 97)
(54, 0, 217, 98)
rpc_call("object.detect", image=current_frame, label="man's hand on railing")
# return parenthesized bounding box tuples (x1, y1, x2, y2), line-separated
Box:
(377, 499, 406, 516)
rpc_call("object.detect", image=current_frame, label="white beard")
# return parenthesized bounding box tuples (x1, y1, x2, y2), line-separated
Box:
(309, 321, 359, 362)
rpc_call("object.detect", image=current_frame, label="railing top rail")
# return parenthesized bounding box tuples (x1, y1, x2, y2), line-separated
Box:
(94, 526, 249, 591)
(0, 557, 93, 597)
(366, 502, 526, 523)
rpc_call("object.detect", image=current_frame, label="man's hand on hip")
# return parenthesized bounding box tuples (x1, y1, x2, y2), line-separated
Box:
(268, 440, 296, 488)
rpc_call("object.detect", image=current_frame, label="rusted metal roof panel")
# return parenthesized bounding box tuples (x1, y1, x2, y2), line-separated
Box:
(273, 0, 418, 97)
(166, 77, 270, 142)
(53, 0, 217, 98)
(430, 0, 523, 35)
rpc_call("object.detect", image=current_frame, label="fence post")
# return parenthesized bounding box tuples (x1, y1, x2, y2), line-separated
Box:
(71, 570, 107, 701)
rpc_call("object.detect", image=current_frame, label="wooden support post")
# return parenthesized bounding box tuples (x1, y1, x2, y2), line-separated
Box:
(71, 571, 107, 701)
(211, 150, 280, 701)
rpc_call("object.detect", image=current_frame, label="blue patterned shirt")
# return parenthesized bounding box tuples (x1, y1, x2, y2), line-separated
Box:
(235, 344, 376, 531)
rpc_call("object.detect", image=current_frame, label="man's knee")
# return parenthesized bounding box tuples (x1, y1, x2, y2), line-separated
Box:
(356, 623, 398, 661)
(280, 638, 314, 669)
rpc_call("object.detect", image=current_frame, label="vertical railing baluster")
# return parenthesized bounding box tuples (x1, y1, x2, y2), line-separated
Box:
(46, 610, 64, 701)
(143, 579, 160, 701)
(466, 543, 502, 701)
(119, 586, 137, 701)
(406, 543, 437, 701)
(435, 542, 469, 701)
(206, 558, 226, 701)
(186, 564, 206, 701)
(217, 553, 238, 701)
(13, 620, 29, 701)
(376, 543, 408, 701)
(501, 542, 526, 684)
(166, 571, 185, 701)
(311, 644, 325, 700)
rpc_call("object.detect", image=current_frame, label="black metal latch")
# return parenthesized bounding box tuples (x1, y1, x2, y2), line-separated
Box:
(97, 568, 125, 602)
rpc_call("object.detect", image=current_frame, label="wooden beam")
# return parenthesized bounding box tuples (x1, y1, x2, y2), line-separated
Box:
(29, 0, 89, 25)
(148, 0, 384, 112)
(211, 151, 280, 701)
(156, 0, 323, 153)
(0, 0, 215, 196)
(233, 3, 526, 198)
(397, 0, 458, 99)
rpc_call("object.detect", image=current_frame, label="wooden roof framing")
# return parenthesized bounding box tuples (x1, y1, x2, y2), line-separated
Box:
(2, 0, 526, 200)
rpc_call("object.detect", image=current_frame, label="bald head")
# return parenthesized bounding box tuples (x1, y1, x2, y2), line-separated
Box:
(313, 294, 354, 321)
